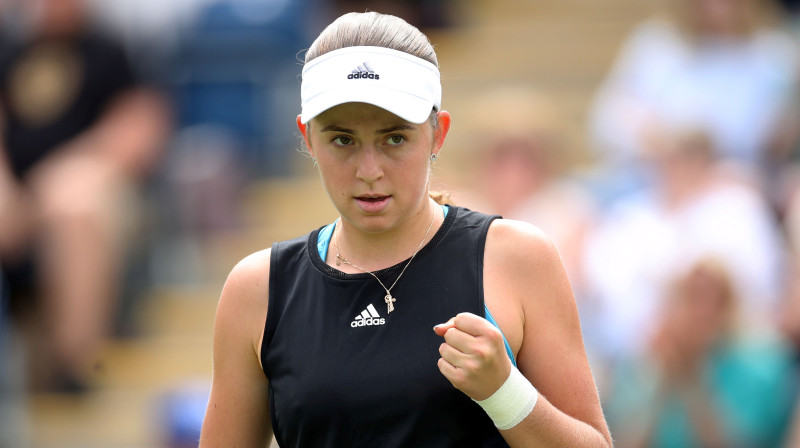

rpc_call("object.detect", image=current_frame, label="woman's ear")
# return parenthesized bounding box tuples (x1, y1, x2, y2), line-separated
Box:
(297, 115, 314, 157)
(433, 111, 452, 157)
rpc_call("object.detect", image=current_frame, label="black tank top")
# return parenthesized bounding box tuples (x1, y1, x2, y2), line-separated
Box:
(261, 207, 509, 447)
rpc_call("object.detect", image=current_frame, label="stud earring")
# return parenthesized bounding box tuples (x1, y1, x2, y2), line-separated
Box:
(312, 157, 318, 166)
(430, 153, 438, 162)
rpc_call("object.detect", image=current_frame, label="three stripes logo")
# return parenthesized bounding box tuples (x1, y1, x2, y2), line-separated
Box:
(350, 303, 386, 327)
(347, 61, 380, 80)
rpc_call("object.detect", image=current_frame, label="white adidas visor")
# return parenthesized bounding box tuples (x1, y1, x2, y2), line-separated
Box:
(300, 46, 441, 125)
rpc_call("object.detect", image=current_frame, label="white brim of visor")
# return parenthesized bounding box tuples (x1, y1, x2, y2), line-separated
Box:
(300, 46, 442, 124)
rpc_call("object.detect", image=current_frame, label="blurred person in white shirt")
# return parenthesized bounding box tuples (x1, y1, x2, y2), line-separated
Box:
(589, 0, 800, 192)
(582, 123, 787, 360)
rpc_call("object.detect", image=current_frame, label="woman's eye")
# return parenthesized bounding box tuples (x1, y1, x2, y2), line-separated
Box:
(386, 135, 406, 146)
(332, 136, 353, 146)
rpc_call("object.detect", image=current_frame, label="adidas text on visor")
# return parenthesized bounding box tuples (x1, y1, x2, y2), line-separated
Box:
(300, 46, 441, 124)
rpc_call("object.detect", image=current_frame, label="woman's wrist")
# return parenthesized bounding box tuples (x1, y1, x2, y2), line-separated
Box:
(473, 365, 538, 430)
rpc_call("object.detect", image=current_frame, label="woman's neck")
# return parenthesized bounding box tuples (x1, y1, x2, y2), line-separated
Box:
(332, 199, 442, 272)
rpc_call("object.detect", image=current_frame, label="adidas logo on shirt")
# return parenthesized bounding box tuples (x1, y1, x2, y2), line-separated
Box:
(350, 303, 386, 327)
(347, 62, 380, 80)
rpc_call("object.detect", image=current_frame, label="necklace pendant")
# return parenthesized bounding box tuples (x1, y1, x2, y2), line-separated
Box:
(385, 294, 396, 314)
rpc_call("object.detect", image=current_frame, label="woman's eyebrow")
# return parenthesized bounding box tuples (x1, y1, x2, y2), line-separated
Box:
(376, 124, 416, 134)
(319, 124, 416, 134)
(320, 125, 353, 133)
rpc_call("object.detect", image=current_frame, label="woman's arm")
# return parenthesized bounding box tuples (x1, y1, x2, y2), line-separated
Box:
(435, 220, 612, 447)
(199, 249, 273, 448)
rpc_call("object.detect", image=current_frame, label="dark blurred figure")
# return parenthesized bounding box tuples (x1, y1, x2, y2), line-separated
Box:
(780, 0, 800, 16)
(330, 0, 455, 29)
(605, 259, 797, 448)
(0, 0, 170, 391)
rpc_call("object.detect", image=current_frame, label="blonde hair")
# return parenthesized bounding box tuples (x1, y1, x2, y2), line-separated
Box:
(303, 12, 452, 205)
(304, 12, 438, 67)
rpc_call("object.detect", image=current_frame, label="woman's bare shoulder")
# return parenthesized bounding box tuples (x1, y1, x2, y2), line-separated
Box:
(484, 218, 576, 327)
(202, 248, 274, 447)
(215, 248, 272, 350)
(225, 248, 272, 294)
(485, 218, 560, 269)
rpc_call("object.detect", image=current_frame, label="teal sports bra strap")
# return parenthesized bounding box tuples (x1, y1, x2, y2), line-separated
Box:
(316, 218, 336, 263)
(483, 306, 517, 367)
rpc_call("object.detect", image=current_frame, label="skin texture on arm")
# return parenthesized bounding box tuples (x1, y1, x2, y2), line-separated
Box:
(435, 219, 612, 447)
(199, 249, 273, 448)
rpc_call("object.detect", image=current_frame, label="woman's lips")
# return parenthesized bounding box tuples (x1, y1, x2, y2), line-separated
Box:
(355, 195, 391, 213)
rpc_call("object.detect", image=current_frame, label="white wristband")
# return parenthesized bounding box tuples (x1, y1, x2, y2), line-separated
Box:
(474, 366, 538, 430)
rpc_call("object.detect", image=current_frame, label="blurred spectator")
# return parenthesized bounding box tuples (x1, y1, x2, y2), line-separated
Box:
(787, 174, 800, 255)
(779, 231, 800, 448)
(583, 124, 786, 359)
(788, 409, 800, 448)
(0, 0, 170, 391)
(453, 87, 604, 356)
(457, 87, 596, 295)
(778, 260, 800, 355)
(167, 0, 311, 177)
(589, 0, 800, 193)
(604, 259, 797, 447)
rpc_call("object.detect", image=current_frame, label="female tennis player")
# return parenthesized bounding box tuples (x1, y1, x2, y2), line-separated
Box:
(199, 11, 611, 448)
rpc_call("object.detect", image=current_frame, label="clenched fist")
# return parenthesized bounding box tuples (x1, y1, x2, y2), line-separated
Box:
(434, 312, 513, 400)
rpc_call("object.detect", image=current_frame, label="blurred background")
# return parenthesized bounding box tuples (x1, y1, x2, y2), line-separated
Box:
(0, 0, 799, 447)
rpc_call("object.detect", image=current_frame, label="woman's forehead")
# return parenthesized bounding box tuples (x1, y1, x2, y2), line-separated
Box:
(314, 102, 413, 128)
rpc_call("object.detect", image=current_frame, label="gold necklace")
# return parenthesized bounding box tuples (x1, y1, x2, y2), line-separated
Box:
(334, 207, 437, 314)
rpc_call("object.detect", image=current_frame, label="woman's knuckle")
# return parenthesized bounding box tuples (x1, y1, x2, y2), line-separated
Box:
(486, 327, 502, 343)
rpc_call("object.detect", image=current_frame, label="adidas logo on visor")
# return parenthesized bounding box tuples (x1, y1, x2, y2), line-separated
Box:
(350, 303, 386, 327)
(347, 61, 380, 80)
